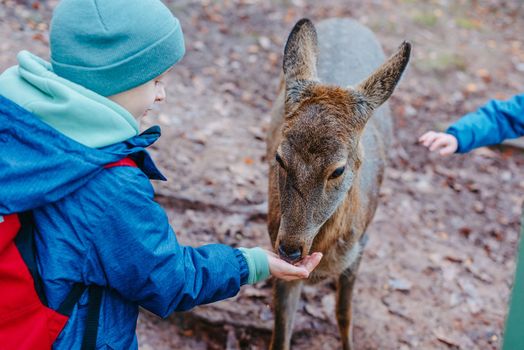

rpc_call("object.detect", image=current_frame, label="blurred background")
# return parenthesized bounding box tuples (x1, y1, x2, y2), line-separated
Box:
(1, 0, 523, 348)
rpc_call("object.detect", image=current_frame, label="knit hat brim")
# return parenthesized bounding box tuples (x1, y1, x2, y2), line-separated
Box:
(51, 21, 185, 97)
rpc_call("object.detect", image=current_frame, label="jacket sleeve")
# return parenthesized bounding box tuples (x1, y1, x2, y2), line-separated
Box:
(81, 166, 249, 317)
(446, 93, 524, 153)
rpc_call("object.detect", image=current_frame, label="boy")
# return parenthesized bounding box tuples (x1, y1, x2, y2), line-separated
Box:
(0, 0, 322, 349)
(419, 92, 524, 349)
(419, 93, 524, 155)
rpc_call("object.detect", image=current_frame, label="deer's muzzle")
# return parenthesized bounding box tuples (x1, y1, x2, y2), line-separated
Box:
(277, 243, 302, 263)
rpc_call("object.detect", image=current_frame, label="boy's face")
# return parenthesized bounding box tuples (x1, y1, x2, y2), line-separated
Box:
(108, 71, 169, 122)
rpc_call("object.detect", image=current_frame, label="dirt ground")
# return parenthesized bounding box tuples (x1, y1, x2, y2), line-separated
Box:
(2, 0, 524, 349)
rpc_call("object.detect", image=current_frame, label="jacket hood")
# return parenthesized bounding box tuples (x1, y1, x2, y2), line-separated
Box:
(0, 95, 165, 215)
(0, 51, 139, 148)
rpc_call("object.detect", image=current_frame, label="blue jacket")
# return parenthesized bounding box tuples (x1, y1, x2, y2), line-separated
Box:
(0, 95, 249, 349)
(446, 93, 524, 153)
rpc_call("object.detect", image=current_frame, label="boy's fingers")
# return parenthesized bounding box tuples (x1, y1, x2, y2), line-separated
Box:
(429, 137, 449, 151)
(419, 131, 438, 144)
(419, 131, 433, 143)
(299, 252, 323, 273)
(422, 133, 439, 148)
(418, 132, 430, 143)
(439, 144, 456, 156)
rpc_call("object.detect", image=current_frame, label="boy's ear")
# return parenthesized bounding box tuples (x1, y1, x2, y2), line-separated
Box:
(283, 19, 319, 104)
(355, 41, 411, 110)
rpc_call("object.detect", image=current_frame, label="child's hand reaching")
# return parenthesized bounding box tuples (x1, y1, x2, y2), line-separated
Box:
(419, 131, 458, 156)
(266, 250, 323, 281)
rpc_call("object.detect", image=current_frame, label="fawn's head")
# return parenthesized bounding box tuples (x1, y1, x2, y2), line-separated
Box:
(274, 19, 411, 263)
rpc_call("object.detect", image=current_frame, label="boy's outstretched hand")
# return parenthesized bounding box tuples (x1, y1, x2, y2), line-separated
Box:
(266, 250, 323, 281)
(419, 131, 458, 156)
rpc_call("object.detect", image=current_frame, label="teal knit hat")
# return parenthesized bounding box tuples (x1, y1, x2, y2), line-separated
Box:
(50, 0, 185, 96)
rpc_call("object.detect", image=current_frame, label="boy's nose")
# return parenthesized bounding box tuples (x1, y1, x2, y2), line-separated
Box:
(155, 87, 166, 102)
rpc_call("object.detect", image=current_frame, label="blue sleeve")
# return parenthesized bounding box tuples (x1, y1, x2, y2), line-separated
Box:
(446, 93, 524, 153)
(82, 167, 249, 317)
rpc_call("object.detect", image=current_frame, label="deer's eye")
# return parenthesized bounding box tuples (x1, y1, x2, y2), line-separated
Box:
(329, 166, 345, 180)
(275, 153, 285, 168)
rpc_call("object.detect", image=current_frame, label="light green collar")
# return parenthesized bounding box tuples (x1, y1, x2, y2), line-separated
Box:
(0, 51, 138, 148)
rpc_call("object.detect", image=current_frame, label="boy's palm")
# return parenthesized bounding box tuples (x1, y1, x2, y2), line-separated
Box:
(266, 250, 323, 281)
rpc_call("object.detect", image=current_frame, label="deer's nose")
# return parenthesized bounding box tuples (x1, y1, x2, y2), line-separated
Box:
(278, 244, 302, 263)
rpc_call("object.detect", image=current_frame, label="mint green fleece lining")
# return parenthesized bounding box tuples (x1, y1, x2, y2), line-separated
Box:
(0, 51, 138, 148)
(238, 247, 270, 285)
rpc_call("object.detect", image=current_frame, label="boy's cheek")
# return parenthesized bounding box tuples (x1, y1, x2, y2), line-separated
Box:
(137, 109, 150, 121)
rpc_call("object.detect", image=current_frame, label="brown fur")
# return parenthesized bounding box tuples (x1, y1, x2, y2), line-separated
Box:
(267, 18, 410, 350)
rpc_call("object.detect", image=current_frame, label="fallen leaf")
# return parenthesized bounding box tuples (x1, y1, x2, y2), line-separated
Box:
(388, 278, 412, 292)
(433, 328, 460, 347)
(304, 303, 326, 320)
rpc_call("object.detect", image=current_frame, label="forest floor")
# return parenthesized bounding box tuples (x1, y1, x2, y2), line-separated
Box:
(2, 0, 524, 349)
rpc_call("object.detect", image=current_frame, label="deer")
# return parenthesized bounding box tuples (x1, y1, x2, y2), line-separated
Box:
(266, 18, 411, 350)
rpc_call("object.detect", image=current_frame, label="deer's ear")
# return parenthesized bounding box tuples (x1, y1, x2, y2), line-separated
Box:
(355, 41, 411, 110)
(283, 18, 319, 104)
